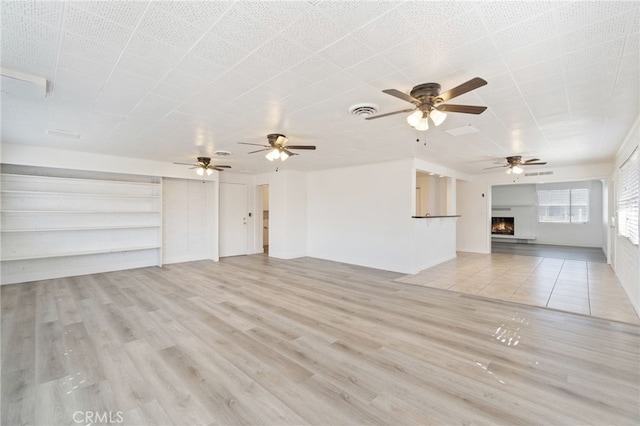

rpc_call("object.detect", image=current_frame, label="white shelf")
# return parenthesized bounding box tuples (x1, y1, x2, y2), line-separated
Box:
(1, 210, 158, 214)
(1, 173, 160, 187)
(1, 169, 163, 284)
(1, 225, 160, 233)
(1, 245, 161, 262)
(1, 190, 160, 198)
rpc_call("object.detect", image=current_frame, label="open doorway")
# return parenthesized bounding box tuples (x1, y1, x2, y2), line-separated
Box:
(262, 185, 269, 254)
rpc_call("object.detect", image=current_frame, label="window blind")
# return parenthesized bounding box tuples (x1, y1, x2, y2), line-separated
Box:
(618, 148, 639, 245)
(538, 188, 589, 223)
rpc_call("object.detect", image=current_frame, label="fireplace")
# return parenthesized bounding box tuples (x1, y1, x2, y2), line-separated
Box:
(492, 217, 514, 235)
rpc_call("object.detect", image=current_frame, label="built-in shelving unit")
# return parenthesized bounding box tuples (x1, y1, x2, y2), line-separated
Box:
(1, 170, 162, 285)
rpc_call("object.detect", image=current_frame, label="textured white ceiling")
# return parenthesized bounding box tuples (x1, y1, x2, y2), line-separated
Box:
(1, 0, 638, 174)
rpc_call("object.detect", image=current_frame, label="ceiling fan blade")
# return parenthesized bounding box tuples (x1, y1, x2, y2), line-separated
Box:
(438, 77, 487, 102)
(173, 162, 197, 166)
(285, 145, 316, 150)
(213, 165, 231, 168)
(282, 148, 298, 157)
(382, 89, 420, 105)
(483, 165, 507, 170)
(211, 167, 227, 171)
(522, 162, 547, 165)
(436, 104, 487, 114)
(365, 108, 415, 120)
(238, 142, 268, 147)
(248, 149, 270, 154)
(523, 158, 540, 163)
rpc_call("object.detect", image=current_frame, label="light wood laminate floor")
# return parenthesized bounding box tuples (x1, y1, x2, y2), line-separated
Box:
(2, 255, 639, 425)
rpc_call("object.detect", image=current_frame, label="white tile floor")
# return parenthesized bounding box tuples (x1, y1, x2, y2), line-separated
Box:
(396, 252, 639, 325)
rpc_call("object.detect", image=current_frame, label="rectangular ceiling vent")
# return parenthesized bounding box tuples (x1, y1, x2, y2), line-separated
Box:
(524, 171, 554, 177)
(46, 129, 81, 139)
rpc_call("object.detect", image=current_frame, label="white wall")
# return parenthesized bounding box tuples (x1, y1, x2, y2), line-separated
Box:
(612, 119, 639, 315)
(307, 160, 414, 272)
(491, 181, 604, 247)
(456, 180, 491, 253)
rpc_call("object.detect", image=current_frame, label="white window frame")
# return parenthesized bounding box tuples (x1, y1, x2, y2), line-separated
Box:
(537, 188, 590, 224)
(617, 147, 639, 246)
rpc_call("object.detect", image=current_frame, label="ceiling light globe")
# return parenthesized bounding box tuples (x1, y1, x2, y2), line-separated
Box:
(206, 168, 213, 175)
(415, 117, 429, 131)
(196, 167, 204, 176)
(512, 165, 524, 174)
(505, 168, 512, 175)
(430, 108, 447, 126)
(407, 110, 424, 127)
(280, 151, 289, 161)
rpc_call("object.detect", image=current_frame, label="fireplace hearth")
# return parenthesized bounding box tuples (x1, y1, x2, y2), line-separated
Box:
(492, 217, 515, 235)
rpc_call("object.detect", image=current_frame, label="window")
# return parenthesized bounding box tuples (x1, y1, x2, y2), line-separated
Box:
(618, 148, 639, 245)
(538, 188, 590, 223)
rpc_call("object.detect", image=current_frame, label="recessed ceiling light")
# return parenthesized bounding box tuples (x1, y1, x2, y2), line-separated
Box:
(445, 125, 478, 136)
(214, 150, 231, 156)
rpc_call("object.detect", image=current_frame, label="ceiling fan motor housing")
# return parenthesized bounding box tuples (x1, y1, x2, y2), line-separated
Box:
(267, 133, 286, 146)
(410, 83, 442, 103)
(197, 156, 211, 166)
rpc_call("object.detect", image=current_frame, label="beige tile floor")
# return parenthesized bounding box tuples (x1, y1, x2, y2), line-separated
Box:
(396, 252, 639, 324)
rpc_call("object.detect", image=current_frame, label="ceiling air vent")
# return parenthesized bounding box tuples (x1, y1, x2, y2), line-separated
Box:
(46, 129, 80, 139)
(349, 103, 379, 117)
(525, 171, 554, 177)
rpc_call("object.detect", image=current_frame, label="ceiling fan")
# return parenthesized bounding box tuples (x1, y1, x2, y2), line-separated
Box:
(366, 77, 488, 131)
(484, 156, 547, 174)
(173, 157, 231, 176)
(239, 133, 316, 161)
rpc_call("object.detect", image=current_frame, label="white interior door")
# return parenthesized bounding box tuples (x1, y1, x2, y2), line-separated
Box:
(219, 182, 248, 257)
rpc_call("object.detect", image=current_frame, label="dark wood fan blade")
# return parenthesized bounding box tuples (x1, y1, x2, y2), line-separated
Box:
(522, 162, 547, 165)
(212, 165, 231, 168)
(523, 158, 540, 163)
(282, 148, 298, 157)
(173, 162, 197, 166)
(382, 89, 420, 104)
(211, 167, 228, 171)
(238, 142, 269, 147)
(285, 145, 316, 150)
(365, 108, 415, 120)
(483, 165, 507, 170)
(436, 104, 487, 114)
(248, 149, 270, 154)
(438, 77, 487, 102)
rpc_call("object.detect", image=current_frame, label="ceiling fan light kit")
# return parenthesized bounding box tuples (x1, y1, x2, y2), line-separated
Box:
(367, 78, 488, 132)
(239, 133, 316, 162)
(174, 156, 231, 175)
(485, 156, 547, 174)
